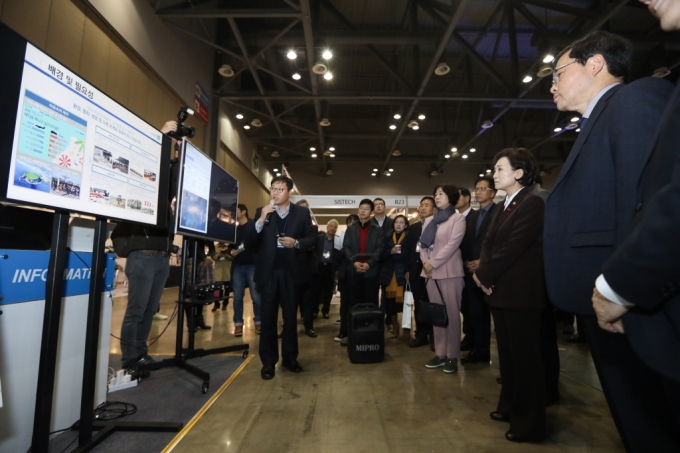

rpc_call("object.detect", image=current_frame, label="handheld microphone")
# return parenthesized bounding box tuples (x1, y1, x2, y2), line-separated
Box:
(264, 199, 275, 225)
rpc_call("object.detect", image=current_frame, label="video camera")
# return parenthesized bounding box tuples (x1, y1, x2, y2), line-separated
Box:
(167, 107, 196, 140)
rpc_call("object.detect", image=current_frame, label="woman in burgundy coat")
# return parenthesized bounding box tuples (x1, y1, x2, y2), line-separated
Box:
(474, 148, 547, 443)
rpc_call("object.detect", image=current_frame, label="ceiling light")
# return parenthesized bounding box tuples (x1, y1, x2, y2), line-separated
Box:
(292, 73, 301, 80)
(571, 116, 580, 122)
(462, 154, 468, 159)
(326, 169, 333, 175)
(218, 64, 234, 77)
(408, 120, 418, 129)
(451, 147, 457, 152)
(329, 153, 335, 158)
(481, 121, 493, 129)
(451, 152, 460, 158)
(412, 125, 419, 130)
(273, 168, 279, 172)
(312, 63, 328, 74)
(322, 50, 332, 60)
(243, 124, 250, 130)
(434, 62, 450, 76)
(371, 173, 376, 176)
(251, 119, 262, 127)
(373, 168, 378, 172)
(479, 173, 484, 177)
(323, 150, 332, 156)
(536, 64, 553, 78)
(276, 173, 281, 177)
(554, 127, 562, 132)
(653, 67, 671, 78)
(444, 154, 450, 159)
(565, 122, 578, 130)
(320, 118, 331, 126)
(235, 113, 244, 120)
(470, 148, 476, 153)
(522, 75, 533, 83)
(392, 150, 401, 156)
(311, 153, 317, 158)
(287, 50, 297, 60)
(543, 54, 555, 64)
(418, 114, 426, 120)
(310, 147, 316, 151)
(430, 170, 438, 176)
(575, 128, 581, 132)
(393, 113, 401, 120)
(323, 72, 333, 80)
(329, 146, 335, 151)
(389, 124, 397, 130)
(385, 173, 391, 176)
(486, 169, 492, 173)
(389, 168, 393, 172)
(271, 151, 279, 157)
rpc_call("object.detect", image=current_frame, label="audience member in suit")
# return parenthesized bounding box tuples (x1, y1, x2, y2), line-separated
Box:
(454, 188, 474, 350)
(543, 30, 677, 451)
(295, 199, 319, 338)
(379, 215, 410, 340)
(420, 184, 466, 375)
(590, 0, 680, 441)
(460, 176, 498, 364)
(371, 197, 394, 329)
(313, 219, 341, 320)
(334, 214, 359, 342)
(251, 176, 317, 380)
(341, 199, 385, 346)
(474, 148, 547, 443)
(402, 197, 435, 348)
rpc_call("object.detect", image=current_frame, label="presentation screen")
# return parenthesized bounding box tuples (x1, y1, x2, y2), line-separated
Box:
(175, 140, 239, 243)
(0, 23, 171, 227)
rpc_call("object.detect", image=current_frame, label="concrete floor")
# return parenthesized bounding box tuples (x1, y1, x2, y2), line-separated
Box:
(110, 286, 625, 453)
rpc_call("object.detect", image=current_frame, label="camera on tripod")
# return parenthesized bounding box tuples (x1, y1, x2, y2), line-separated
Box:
(167, 107, 196, 140)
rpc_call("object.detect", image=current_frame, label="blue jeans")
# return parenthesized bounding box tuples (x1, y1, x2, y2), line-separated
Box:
(121, 251, 170, 365)
(231, 264, 261, 326)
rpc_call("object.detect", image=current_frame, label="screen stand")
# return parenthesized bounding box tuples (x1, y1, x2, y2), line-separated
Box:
(138, 237, 249, 394)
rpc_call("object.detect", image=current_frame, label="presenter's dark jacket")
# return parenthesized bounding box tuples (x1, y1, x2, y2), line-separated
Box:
(314, 231, 341, 274)
(342, 221, 385, 279)
(461, 202, 499, 264)
(543, 78, 673, 316)
(476, 189, 546, 310)
(602, 81, 680, 383)
(249, 203, 317, 287)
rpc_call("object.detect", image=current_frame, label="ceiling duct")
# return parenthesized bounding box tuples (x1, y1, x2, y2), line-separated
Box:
(218, 64, 234, 77)
(312, 63, 328, 75)
(434, 62, 450, 76)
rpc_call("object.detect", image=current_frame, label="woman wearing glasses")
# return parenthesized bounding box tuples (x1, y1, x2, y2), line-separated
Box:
(473, 148, 547, 443)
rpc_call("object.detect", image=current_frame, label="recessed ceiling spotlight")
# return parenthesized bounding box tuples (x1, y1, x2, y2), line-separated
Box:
(571, 116, 580, 122)
(324, 72, 333, 80)
(543, 54, 555, 63)
(434, 62, 450, 76)
(385, 172, 391, 176)
(554, 127, 562, 132)
(486, 169, 492, 173)
(287, 50, 297, 60)
(389, 124, 397, 130)
(251, 118, 262, 127)
(371, 173, 376, 176)
(462, 154, 468, 159)
(479, 173, 484, 177)
(444, 154, 451, 159)
(470, 148, 476, 153)
(372, 168, 378, 172)
(576, 128, 581, 132)
(523, 75, 533, 83)
(236, 113, 244, 119)
(273, 168, 279, 173)
(320, 118, 331, 126)
(311, 153, 317, 158)
(292, 73, 301, 80)
(322, 50, 332, 60)
(276, 172, 282, 177)
(329, 153, 335, 158)
(244, 124, 250, 129)
(451, 147, 458, 152)
(218, 64, 234, 77)
(310, 147, 316, 151)
(388, 168, 393, 172)
(393, 113, 401, 120)
(418, 114, 426, 120)
(412, 125, 419, 130)
(329, 146, 335, 151)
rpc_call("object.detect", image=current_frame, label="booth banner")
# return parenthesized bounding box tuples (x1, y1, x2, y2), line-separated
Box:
(0, 250, 116, 305)
(290, 195, 416, 209)
(194, 83, 210, 125)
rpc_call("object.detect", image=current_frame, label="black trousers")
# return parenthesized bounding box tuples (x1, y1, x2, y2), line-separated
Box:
(491, 307, 546, 440)
(463, 274, 490, 354)
(410, 275, 433, 340)
(340, 272, 379, 336)
(315, 263, 335, 315)
(299, 276, 316, 331)
(259, 269, 301, 366)
(539, 305, 560, 399)
(580, 315, 680, 453)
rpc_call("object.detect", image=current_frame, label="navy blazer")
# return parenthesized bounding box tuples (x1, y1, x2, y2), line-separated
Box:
(461, 202, 499, 265)
(250, 203, 317, 287)
(543, 78, 673, 316)
(602, 81, 680, 383)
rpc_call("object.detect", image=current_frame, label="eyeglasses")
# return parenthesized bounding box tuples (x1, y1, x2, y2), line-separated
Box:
(269, 187, 287, 193)
(474, 187, 494, 193)
(552, 59, 578, 85)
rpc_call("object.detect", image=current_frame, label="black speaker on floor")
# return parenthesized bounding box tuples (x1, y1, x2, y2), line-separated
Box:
(348, 303, 384, 363)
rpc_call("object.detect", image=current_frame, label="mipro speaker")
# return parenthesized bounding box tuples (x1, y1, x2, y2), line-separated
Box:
(348, 303, 384, 363)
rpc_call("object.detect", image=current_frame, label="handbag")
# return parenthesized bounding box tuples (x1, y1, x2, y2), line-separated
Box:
(402, 281, 414, 329)
(416, 279, 449, 326)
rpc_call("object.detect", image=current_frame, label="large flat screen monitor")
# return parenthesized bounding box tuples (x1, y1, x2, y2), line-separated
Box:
(0, 22, 171, 227)
(175, 140, 239, 243)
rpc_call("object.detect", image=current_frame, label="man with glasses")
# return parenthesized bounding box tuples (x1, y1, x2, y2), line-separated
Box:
(544, 31, 675, 451)
(251, 176, 317, 380)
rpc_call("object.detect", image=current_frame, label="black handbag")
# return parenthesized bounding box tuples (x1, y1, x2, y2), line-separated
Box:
(416, 279, 449, 326)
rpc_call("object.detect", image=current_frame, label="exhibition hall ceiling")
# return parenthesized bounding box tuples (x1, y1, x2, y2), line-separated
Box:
(154, 0, 679, 177)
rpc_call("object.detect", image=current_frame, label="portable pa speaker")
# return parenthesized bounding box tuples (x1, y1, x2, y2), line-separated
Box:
(348, 303, 384, 363)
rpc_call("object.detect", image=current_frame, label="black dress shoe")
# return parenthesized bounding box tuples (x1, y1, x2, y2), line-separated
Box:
(408, 336, 429, 348)
(490, 411, 510, 422)
(261, 365, 275, 380)
(505, 431, 543, 443)
(566, 334, 587, 343)
(282, 360, 303, 373)
(461, 350, 491, 364)
(305, 329, 318, 338)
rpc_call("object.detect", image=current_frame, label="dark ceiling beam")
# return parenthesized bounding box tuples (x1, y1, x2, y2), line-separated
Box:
(220, 93, 554, 104)
(506, 1, 520, 94)
(417, 0, 456, 16)
(227, 17, 284, 138)
(417, 0, 514, 93)
(247, 132, 577, 141)
(512, 0, 548, 33)
(165, 20, 243, 61)
(519, 0, 599, 19)
(263, 155, 568, 164)
(157, 8, 303, 19)
(381, 0, 470, 173)
(256, 64, 312, 93)
(531, 31, 678, 47)
(318, 0, 415, 92)
(579, 0, 629, 36)
(252, 19, 301, 61)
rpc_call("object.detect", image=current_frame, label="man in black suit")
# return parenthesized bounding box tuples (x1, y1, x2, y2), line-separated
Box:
(313, 219, 341, 320)
(543, 31, 677, 451)
(402, 196, 435, 348)
(251, 176, 317, 380)
(460, 176, 498, 363)
(591, 0, 680, 438)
